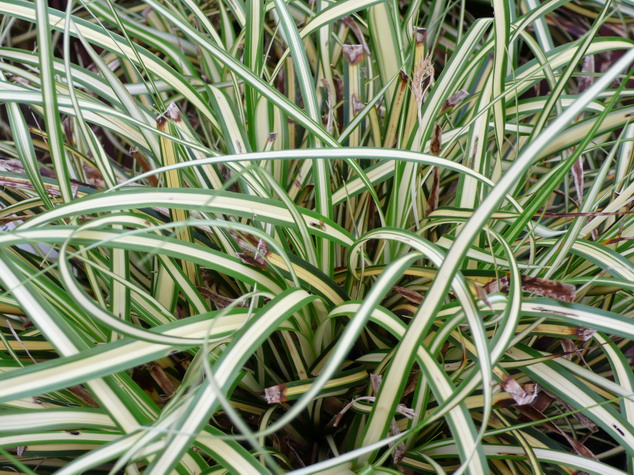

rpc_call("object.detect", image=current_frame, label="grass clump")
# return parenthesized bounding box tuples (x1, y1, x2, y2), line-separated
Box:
(1, 0, 634, 472)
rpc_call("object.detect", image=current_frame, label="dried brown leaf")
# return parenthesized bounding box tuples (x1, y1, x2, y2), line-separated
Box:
(561, 338, 577, 360)
(393, 285, 423, 304)
(474, 283, 493, 310)
(540, 388, 598, 433)
(440, 89, 469, 113)
(341, 17, 370, 55)
(403, 371, 420, 396)
(483, 274, 509, 294)
(8, 73, 30, 86)
(576, 327, 595, 341)
(256, 238, 269, 258)
(83, 163, 105, 189)
(500, 374, 538, 405)
(519, 404, 598, 459)
(415, 27, 427, 44)
(370, 373, 382, 395)
(130, 149, 159, 187)
(264, 384, 287, 404)
(148, 364, 177, 399)
(157, 102, 181, 127)
(342, 44, 365, 65)
(63, 116, 74, 147)
(0, 175, 78, 198)
(521, 275, 576, 303)
(237, 252, 268, 269)
(426, 167, 440, 215)
(430, 124, 442, 156)
(230, 231, 270, 269)
(567, 437, 599, 461)
(68, 385, 99, 408)
(392, 442, 407, 465)
(544, 209, 634, 218)
(530, 392, 554, 413)
(351, 93, 365, 115)
(0, 216, 26, 226)
(0, 158, 56, 179)
(484, 274, 576, 303)
(334, 396, 374, 427)
(0, 158, 26, 174)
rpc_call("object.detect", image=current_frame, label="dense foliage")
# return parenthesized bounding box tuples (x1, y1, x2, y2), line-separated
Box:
(1, 0, 634, 473)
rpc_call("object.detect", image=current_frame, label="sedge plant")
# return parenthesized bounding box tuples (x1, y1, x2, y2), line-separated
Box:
(0, 0, 634, 473)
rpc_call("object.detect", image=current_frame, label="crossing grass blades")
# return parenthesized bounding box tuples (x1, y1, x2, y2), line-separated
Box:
(1, 0, 634, 473)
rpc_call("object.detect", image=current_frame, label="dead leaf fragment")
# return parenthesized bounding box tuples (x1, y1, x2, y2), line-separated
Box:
(576, 327, 595, 341)
(130, 149, 159, 187)
(237, 252, 268, 269)
(0, 216, 26, 226)
(530, 392, 554, 413)
(430, 123, 442, 156)
(440, 89, 469, 113)
(415, 27, 427, 44)
(519, 404, 598, 460)
(393, 285, 423, 304)
(83, 162, 105, 189)
(426, 166, 440, 215)
(541, 387, 598, 433)
(230, 231, 270, 269)
(341, 16, 371, 55)
(561, 338, 577, 360)
(484, 274, 576, 303)
(148, 363, 177, 399)
(351, 93, 365, 115)
(68, 385, 99, 408)
(342, 44, 365, 65)
(156, 102, 181, 126)
(264, 384, 287, 404)
(500, 374, 538, 405)
(0, 176, 80, 198)
(197, 285, 243, 309)
(474, 283, 493, 310)
(521, 275, 576, 303)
